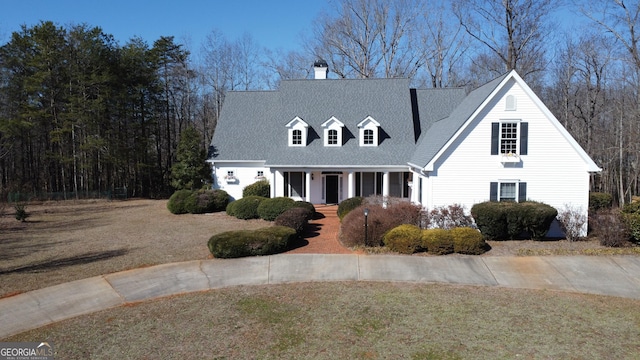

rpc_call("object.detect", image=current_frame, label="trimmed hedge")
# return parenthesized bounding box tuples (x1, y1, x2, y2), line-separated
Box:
(257, 197, 296, 221)
(383, 224, 423, 254)
(471, 201, 557, 240)
(186, 189, 230, 214)
(450, 227, 487, 255)
(167, 189, 193, 214)
(421, 228, 454, 255)
(275, 207, 313, 234)
(208, 226, 297, 258)
(337, 197, 364, 221)
(225, 200, 238, 217)
(168, 189, 229, 214)
(243, 180, 270, 198)
(229, 196, 268, 219)
(293, 201, 316, 216)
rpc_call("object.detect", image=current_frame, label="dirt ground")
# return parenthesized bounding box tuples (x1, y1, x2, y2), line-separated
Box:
(0, 198, 627, 298)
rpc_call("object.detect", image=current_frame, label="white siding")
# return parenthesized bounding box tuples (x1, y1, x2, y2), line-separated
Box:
(426, 79, 591, 226)
(212, 162, 268, 201)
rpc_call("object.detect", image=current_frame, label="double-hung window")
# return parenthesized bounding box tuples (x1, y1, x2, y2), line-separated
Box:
(490, 181, 527, 202)
(500, 122, 518, 154)
(491, 121, 528, 156)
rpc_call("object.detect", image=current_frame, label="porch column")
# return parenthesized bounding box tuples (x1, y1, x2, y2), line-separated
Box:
(273, 170, 284, 198)
(305, 171, 311, 202)
(383, 171, 390, 208)
(347, 171, 354, 198)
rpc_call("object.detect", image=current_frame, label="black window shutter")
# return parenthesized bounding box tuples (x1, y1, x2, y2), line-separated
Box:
(490, 182, 498, 201)
(518, 182, 527, 202)
(520, 122, 528, 155)
(491, 123, 499, 155)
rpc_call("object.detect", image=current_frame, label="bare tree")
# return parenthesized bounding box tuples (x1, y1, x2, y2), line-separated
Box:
(453, 0, 556, 80)
(264, 48, 314, 86)
(311, 0, 425, 79)
(418, 0, 469, 87)
(580, 0, 640, 203)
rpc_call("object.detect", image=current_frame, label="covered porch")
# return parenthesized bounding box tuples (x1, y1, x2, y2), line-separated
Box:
(269, 168, 414, 205)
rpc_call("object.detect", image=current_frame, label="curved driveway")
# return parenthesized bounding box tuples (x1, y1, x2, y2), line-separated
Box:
(2, 253, 640, 339)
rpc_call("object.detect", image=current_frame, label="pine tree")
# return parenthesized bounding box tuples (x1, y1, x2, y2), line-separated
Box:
(170, 126, 210, 190)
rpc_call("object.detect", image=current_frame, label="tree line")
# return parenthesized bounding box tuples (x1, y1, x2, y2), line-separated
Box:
(1, 0, 639, 205)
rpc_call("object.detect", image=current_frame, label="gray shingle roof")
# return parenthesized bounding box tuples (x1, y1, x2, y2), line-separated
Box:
(211, 78, 417, 167)
(209, 74, 507, 168)
(408, 74, 509, 168)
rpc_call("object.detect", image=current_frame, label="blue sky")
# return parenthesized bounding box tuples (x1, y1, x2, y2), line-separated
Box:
(0, 0, 328, 53)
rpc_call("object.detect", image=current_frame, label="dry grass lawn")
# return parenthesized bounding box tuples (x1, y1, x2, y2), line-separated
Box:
(2, 199, 640, 359)
(0, 199, 268, 297)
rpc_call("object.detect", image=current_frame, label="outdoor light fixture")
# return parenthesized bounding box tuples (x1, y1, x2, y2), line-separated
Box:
(363, 208, 369, 246)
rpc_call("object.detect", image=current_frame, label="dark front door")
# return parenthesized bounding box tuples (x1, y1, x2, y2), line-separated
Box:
(325, 175, 339, 204)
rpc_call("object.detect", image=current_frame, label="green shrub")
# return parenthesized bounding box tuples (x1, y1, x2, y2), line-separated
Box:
(517, 202, 557, 239)
(383, 224, 423, 254)
(337, 197, 364, 221)
(257, 197, 296, 221)
(207, 226, 297, 258)
(243, 180, 270, 198)
(421, 228, 454, 255)
(185, 189, 229, 214)
(450, 227, 487, 255)
(293, 201, 316, 217)
(590, 192, 613, 211)
(275, 207, 313, 234)
(623, 213, 640, 244)
(621, 201, 640, 243)
(471, 201, 556, 240)
(167, 189, 194, 214)
(470, 201, 509, 240)
(225, 200, 238, 217)
(230, 196, 268, 219)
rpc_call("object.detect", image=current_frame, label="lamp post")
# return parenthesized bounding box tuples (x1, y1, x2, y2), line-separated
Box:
(363, 208, 369, 246)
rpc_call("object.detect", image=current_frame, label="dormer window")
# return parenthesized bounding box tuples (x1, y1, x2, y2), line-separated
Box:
(363, 129, 374, 145)
(286, 117, 308, 147)
(357, 116, 380, 147)
(321, 117, 344, 147)
(292, 130, 302, 145)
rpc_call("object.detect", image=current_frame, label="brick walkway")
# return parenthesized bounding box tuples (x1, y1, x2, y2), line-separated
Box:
(285, 205, 355, 254)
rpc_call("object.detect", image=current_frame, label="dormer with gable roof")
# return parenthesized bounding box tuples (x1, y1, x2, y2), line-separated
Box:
(321, 116, 344, 147)
(357, 116, 380, 147)
(286, 116, 308, 147)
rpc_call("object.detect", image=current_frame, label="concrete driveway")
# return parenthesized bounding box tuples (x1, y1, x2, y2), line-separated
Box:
(1, 254, 639, 338)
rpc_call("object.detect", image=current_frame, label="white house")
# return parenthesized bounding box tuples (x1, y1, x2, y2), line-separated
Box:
(208, 63, 601, 234)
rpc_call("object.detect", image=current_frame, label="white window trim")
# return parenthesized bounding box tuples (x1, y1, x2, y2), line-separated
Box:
(286, 117, 308, 147)
(499, 182, 517, 202)
(357, 116, 380, 147)
(496, 179, 523, 202)
(321, 116, 344, 147)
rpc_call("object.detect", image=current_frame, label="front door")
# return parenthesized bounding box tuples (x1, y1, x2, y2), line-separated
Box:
(325, 175, 339, 204)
